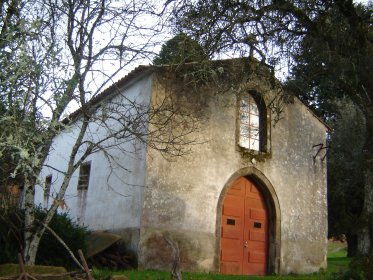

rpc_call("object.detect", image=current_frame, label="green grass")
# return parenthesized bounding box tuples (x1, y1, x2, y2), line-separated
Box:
(92, 269, 332, 280)
(326, 240, 350, 275)
(92, 268, 330, 280)
(92, 241, 351, 280)
(327, 241, 347, 258)
(327, 257, 350, 274)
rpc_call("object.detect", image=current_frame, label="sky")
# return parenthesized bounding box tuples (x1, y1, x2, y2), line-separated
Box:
(354, 0, 371, 3)
(60, 0, 372, 117)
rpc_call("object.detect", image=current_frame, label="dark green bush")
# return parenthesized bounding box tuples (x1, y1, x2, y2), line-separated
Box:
(332, 255, 373, 280)
(330, 270, 366, 280)
(349, 255, 373, 280)
(35, 208, 89, 269)
(0, 206, 89, 269)
(0, 207, 23, 263)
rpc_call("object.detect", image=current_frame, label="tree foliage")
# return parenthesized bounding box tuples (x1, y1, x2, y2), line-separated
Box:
(282, 2, 372, 256)
(326, 98, 365, 256)
(285, 3, 373, 115)
(153, 32, 207, 65)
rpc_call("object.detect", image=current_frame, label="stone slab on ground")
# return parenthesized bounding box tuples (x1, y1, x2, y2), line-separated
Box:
(109, 276, 129, 280)
(0, 264, 72, 280)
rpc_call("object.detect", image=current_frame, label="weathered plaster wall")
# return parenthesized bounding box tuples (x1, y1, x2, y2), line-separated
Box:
(138, 68, 327, 274)
(267, 98, 328, 274)
(35, 74, 152, 253)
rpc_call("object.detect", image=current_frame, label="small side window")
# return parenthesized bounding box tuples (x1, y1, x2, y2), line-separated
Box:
(77, 162, 91, 222)
(78, 163, 91, 190)
(44, 175, 52, 209)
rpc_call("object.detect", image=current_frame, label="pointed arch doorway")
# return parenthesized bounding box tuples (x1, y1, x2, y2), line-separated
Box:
(218, 172, 280, 275)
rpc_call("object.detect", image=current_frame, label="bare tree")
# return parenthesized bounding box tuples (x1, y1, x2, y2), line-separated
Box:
(1, 0, 198, 264)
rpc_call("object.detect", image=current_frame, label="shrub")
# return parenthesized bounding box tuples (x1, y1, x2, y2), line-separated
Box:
(0, 206, 89, 269)
(332, 255, 373, 280)
(0, 207, 23, 263)
(35, 208, 90, 269)
(330, 270, 366, 280)
(349, 255, 373, 280)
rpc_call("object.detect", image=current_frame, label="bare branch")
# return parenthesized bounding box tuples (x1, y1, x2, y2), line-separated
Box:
(35, 219, 85, 271)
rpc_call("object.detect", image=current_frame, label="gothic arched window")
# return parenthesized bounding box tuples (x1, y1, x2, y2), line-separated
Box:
(238, 92, 267, 152)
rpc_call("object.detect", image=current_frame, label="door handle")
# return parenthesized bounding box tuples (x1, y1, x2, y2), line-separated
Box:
(244, 241, 248, 248)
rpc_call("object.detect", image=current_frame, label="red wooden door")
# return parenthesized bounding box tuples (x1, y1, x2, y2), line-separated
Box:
(220, 177, 268, 275)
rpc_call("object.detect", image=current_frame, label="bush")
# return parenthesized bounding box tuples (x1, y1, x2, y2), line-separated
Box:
(330, 270, 366, 280)
(349, 255, 373, 280)
(331, 255, 373, 280)
(35, 208, 90, 269)
(0, 207, 23, 263)
(0, 206, 89, 269)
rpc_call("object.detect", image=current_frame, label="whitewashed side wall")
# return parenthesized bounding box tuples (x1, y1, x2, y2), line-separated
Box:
(35, 74, 152, 232)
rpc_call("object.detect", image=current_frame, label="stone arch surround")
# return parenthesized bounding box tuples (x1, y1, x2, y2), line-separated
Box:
(214, 166, 282, 275)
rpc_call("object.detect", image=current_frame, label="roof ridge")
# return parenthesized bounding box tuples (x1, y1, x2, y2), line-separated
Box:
(62, 64, 152, 124)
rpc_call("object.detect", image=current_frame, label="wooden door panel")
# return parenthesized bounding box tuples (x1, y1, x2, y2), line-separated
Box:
(221, 217, 241, 238)
(250, 186, 259, 193)
(221, 177, 268, 276)
(249, 220, 266, 229)
(224, 206, 242, 217)
(249, 251, 266, 263)
(250, 208, 266, 220)
(246, 190, 260, 198)
(249, 230, 266, 241)
(223, 196, 244, 216)
(245, 196, 264, 206)
(245, 263, 266, 275)
(229, 179, 246, 196)
(247, 242, 266, 253)
(221, 182, 245, 275)
(221, 239, 242, 261)
(220, 261, 241, 275)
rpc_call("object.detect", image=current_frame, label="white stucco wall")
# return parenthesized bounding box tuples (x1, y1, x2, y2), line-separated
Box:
(35, 74, 152, 231)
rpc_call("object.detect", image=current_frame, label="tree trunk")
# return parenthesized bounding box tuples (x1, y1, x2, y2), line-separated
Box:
(346, 233, 358, 257)
(24, 229, 45, 265)
(23, 179, 38, 264)
(358, 110, 373, 255)
(23, 175, 47, 265)
(164, 235, 182, 280)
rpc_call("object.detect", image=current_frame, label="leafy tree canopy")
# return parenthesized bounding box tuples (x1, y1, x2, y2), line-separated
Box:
(153, 33, 207, 65)
(282, 2, 372, 256)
